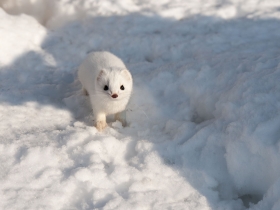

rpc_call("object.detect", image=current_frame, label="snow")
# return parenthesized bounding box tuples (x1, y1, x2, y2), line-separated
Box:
(1, 0, 280, 209)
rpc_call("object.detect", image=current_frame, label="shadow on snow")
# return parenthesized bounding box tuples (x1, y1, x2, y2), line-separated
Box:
(1, 12, 280, 209)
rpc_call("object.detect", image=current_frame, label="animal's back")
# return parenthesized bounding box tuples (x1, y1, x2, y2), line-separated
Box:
(80, 51, 126, 74)
(87, 51, 126, 70)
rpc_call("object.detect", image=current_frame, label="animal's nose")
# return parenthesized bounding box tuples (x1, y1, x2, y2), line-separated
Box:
(111, 94, 118, 98)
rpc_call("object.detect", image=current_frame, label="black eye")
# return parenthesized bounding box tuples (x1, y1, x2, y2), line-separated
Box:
(104, 85, 109, 91)
(120, 85, 125, 90)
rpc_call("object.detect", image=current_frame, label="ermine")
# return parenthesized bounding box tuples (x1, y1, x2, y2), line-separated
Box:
(78, 51, 133, 131)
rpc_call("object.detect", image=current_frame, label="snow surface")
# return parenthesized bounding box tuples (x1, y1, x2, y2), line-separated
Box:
(1, 0, 280, 209)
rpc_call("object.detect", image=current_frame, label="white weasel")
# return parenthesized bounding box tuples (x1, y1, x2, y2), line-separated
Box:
(78, 51, 133, 131)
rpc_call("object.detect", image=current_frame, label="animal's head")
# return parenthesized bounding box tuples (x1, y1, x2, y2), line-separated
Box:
(96, 68, 133, 100)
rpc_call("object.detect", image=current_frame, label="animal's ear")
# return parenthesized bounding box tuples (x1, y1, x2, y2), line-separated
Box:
(121, 69, 132, 81)
(97, 70, 106, 81)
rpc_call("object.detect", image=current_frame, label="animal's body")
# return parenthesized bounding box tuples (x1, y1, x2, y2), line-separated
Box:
(78, 51, 133, 131)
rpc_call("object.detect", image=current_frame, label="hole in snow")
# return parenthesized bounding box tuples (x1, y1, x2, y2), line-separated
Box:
(238, 194, 262, 208)
(14, 146, 28, 163)
(191, 111, 214, 124)
(189, 98, 216, 124)
(144, 55, 154, 63)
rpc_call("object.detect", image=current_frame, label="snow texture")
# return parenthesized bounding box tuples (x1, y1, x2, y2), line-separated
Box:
(1, 0, 280, 209)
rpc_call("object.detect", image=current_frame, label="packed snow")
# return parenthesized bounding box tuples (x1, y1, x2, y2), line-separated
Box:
(1, 0, 280, 209)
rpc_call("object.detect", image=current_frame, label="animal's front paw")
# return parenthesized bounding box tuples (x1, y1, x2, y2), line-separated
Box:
(115, 111, 127, 127)
(95, 121, 107, 131)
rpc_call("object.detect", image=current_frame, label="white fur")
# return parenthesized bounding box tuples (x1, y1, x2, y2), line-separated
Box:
(78, 51, 133, 131)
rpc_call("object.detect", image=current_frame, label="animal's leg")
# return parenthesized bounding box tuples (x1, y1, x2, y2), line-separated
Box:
(95, 112, 107, 131)
(115, 111, 127, 127)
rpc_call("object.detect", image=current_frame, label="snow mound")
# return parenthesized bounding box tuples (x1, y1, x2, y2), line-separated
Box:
(0, 8, 46, 65)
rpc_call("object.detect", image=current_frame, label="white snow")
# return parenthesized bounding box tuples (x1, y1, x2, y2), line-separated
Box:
(1, 0, 280, 209)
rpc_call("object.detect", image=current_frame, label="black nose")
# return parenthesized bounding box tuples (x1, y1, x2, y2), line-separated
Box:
(111, 94, 118, 98)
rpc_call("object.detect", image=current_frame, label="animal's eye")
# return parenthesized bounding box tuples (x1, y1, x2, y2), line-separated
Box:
(104, 85, 109, 91)
(120, 85, 125, 90)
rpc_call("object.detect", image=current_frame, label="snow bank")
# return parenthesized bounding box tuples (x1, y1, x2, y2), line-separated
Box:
(1, 0, 280, 210)
(0, 8, 46, 65)
(1, 0, 280, 29)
